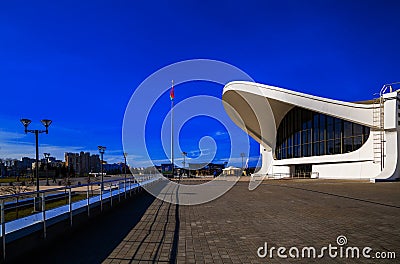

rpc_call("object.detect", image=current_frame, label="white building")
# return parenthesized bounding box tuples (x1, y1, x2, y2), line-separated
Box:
(222, 81, 400, 182)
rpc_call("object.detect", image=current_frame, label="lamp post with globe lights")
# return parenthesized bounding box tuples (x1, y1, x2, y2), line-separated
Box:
(181, 151, 187, 179)
(20, 118, 52, 194)
(123, 152, 128, 198)
(240, 152, 245, 175)
(20, 118, 52, 211)
(44, 153, 50, 186)
(98, 146, 106, 191)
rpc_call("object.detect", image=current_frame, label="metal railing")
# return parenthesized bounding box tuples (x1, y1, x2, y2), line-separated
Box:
(0, 174, 160, 261)
(264, 172, 320, 179)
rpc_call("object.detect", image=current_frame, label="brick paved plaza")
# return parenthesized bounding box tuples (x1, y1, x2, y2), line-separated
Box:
(15, 179, 400, 263)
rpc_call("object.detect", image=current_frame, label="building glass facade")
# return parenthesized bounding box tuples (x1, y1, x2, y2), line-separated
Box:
(275, 107, 370, 160)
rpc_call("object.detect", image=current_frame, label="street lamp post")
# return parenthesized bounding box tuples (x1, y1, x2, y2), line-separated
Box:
(181, 151, 187, 178)
(20, 119, 52, 195)
(98, 146, 106, 191)
(44, 153, 50, 186)
(240, 153, 245, 175)
(123, 152, 128, 198)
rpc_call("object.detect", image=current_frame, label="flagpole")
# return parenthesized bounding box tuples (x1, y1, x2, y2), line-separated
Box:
(171, 80, 174, 178)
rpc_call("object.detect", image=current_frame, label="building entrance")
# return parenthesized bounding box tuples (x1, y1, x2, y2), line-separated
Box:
(294, 164, 312, 178)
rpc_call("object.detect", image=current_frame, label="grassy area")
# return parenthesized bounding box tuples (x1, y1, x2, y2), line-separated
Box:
(0, 178, 22, 183)
(0, 177, 48, 184)
(5, 193, 88, 222)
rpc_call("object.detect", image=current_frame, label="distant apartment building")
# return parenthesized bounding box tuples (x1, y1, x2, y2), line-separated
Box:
(65, 152, 79, 174)
(39, 156, 63, 168)
(0, 162, 5, 176)
(65, 152, 100, 176)
(19, 157, 36, 170)
(0, 156, 65, 177)
(188, 163, 225, 176)
(90, 154, 101, 172)
(80, 152, 90, 174)
(103, 162, 124, 174)
(0, 157, 36, 177)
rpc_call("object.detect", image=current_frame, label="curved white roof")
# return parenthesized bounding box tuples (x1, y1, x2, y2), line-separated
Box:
(222, 81, 375, 149)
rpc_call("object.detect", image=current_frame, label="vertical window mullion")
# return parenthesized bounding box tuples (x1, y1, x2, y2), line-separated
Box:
(341, 120, 344, 154)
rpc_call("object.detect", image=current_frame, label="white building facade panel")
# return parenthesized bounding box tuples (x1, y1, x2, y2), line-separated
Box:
(222, 81, 400, 181)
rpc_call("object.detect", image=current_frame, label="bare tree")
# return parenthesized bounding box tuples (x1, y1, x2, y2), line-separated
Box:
(61, 175, 72, 203)
(2, 182, 32, 218)
(87, 174, 94, 197)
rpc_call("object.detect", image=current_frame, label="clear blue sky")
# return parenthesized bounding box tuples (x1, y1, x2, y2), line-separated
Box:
(0, 0, 399, 167)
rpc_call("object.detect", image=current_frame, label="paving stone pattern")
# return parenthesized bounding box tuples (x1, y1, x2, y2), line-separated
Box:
(103, 180, 400, 264)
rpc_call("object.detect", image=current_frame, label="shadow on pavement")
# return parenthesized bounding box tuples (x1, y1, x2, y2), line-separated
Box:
(122, 179, 180, 263)
(10, 192, 157, 263)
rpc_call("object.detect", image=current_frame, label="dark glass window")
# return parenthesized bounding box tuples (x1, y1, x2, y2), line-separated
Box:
(319, 115, 326, 142)
(327, 140, 334, 155)
(334, 119, 342, 139)
(294, 145, 300, 158)
(313, 142, 320, 156)
(353, 136, 362, 150)
(363, 126, 370, 142)
(343, 122, 352, 138)
(353, 123, 363, 136)
(326, 116, 334, 140)
(343, 137, 353, 153)
(275, 107, 370, 160)
(319, 140, 325, 155)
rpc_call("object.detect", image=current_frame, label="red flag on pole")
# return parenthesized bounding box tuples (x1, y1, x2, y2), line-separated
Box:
(170, 82, 175, 101)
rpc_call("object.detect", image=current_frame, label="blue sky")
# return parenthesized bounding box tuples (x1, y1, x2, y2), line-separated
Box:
(0, 0, 399, 167)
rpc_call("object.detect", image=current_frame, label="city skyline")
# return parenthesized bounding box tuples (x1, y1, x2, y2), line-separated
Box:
(1, 1, 399, 167)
